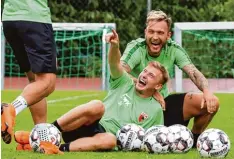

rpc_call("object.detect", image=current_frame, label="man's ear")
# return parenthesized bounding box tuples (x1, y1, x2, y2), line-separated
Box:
(167, 31, 172, 40)
(154, 84, 163, 91)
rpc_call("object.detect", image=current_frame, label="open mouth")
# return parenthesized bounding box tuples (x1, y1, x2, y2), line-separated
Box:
(151, 42, 161, 50)
(138, 78, 147, 87)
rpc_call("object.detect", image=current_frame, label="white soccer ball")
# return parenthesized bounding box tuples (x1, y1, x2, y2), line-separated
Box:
(29, 123, 61, 152)
(116, 123, 145, 151)
(142, 125, 170, 153)
(168, 124, 194, 153)
(197, 128, 231, 158)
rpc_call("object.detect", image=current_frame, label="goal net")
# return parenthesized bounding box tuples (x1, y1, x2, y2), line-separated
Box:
(173, 22, 234, 93)
(1, 23, 115, 90)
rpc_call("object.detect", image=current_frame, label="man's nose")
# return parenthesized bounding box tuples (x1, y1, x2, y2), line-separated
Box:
(142, 74, 147, 79)
(152, 33, 159, 40)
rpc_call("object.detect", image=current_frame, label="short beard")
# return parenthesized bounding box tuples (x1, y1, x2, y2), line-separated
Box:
(147, 46, 161, 57)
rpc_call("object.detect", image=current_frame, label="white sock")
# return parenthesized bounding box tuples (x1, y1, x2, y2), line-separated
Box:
(12, 96, 28, 115)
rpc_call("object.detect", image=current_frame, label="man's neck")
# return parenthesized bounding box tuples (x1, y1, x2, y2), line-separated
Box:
(135, 88, 154, 98)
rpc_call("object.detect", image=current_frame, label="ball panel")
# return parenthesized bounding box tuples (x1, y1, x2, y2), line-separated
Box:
(116, 123, 145, 151)
(29, 123, 61, 152)
(143, 125, 170, 154)
(168, 124, 194, 153)
(197, 128, 231, 158)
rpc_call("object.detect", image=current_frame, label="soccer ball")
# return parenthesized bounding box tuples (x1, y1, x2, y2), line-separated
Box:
(116, 123, 145, 151)
(142, 125, 170, 153)
(197, 128, 231, 158)
(168, 124, 194, 153)
(29, 123, 61, 152)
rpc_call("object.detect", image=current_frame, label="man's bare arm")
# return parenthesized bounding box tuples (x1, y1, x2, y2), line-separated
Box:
(182, 64, 209, 91)
(106, 30, 124, 79)
(121, 61, 137, 83)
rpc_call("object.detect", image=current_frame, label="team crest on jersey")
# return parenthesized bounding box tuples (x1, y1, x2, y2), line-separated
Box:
(118, 94, 132, 107)
(138, 112, 148, 122)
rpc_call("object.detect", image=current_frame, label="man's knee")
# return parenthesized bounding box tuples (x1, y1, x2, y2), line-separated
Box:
(96, 133, 116, 150)
(102, 133, 117, 149)
(87, 100, 105, 117)
(36, 73, 56, 96)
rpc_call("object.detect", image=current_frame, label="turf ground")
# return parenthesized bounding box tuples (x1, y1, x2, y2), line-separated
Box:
(1, 90, 234, 159)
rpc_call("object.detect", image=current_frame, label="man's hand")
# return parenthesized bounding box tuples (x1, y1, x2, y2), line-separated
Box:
(153, 91, 166, 111)
(201, 90, 218, 113)
(105, 29, 119, 48)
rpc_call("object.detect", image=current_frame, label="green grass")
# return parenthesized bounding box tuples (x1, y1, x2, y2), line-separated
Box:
(1, 90, 234, 159)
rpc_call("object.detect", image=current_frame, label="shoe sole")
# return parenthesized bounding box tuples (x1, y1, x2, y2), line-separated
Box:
(1, 103, 14, 144)
(1, 122, 12, 144)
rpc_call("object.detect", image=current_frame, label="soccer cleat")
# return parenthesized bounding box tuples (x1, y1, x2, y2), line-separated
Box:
(14, 131, 30, 144)
(16, 143, 32, 151)
(16, 143, 24, 150)
(1, 103, 16, 144)
(39, 141, 64, 155)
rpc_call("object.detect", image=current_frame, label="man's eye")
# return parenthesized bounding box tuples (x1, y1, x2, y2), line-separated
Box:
(158, 31, 164, 35)
(149, 73, 154, 78)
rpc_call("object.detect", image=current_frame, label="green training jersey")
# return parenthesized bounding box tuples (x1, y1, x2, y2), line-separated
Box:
(100, 72, 163, 135)
(2, 0, 52, 24)
(121, 38, 192, 97)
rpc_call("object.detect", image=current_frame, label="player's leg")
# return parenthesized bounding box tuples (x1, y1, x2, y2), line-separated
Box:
(26, 71, 47, 124)
(1, 21, 57, 144)
(68, 133, 116, 151)
(54, 100, 105, 132)
(58, 113, 116, 152)
(20, 21, 57, 106)
(15, 21, 56, 120)
(1, 21, 27, 144)
(183, 92, 219, 142)
(14, 100, 105, 151)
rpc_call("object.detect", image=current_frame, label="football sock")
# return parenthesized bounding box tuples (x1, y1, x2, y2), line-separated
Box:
(59, 143, 70, 152)
(192, 132, 200, 148)
(52, 120, 63, 132)
(12, 96, 27, 115)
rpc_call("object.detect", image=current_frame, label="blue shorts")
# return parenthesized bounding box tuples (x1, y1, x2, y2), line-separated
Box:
(3, 21, 57, 73)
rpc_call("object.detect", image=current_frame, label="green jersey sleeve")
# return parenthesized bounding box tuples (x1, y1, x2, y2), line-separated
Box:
(121, 40, 142, 70)
(174, 47, 192, 69)
(109, 72, 133, 90)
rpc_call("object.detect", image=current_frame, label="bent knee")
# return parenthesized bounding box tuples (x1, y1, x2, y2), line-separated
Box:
(88, 100, 105, 117)
(36, 73, 56, 95)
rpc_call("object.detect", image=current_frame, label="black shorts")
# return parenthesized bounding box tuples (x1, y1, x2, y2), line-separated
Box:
(2, 21, 57, 73)
(163, 93, 190, 127)
(62, 119, 106, 143)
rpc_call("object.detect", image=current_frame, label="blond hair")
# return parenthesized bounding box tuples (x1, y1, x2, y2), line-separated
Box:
(146, 10, 172, 30)
(148, 61, 169, 85)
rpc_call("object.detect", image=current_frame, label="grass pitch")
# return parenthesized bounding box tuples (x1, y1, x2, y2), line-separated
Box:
(1, 90, 234, 159)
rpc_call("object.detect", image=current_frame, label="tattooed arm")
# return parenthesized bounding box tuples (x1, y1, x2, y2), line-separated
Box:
(182, 64, 208, 91)
(182, 64, 217, 113)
